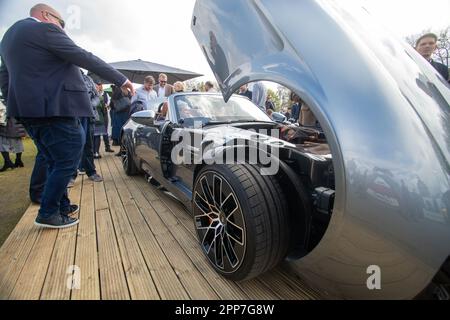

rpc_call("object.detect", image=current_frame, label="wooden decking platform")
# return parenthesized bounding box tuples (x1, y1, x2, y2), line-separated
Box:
(0, 152, 321, 300)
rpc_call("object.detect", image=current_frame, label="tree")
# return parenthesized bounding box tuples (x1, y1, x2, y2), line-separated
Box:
(406, 26, 450, 66)
(266, 88, 281, 111)
(436, 27, 450, 67)
(184, 78, 203, 92)
(277, 85, 292, 110)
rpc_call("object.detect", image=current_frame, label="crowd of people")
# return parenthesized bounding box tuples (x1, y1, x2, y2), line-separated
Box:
(238, 83, 318, 127)
(0, 3, 448, 230)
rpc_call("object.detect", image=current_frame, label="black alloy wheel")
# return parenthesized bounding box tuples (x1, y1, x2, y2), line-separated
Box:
(193, 164, 290, 281)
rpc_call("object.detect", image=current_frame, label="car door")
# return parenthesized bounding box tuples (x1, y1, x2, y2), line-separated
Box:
(134, 99, 168, 180)
(150, 94, 206, 203)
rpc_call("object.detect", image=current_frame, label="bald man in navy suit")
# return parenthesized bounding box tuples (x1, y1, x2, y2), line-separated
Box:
(0, 3, 135, 229)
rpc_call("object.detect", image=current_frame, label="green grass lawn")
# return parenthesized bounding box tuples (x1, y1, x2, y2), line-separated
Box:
(0, 138, 37, 247)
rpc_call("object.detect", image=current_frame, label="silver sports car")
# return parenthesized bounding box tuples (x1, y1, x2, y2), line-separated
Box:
(190, 0, 450, 299)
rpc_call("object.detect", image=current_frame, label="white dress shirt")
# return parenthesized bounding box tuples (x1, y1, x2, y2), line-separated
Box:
(132, 86, 158, 110)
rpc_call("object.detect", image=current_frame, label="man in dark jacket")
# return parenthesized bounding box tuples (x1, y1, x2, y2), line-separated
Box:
(415, 33, 449, 82)
(290, 94, 301, 123)
(0, 3, 134, 229)
(238, 84, 252, 100)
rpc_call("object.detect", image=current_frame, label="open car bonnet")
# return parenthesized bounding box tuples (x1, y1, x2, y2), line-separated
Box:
(191, 0, 449, 164)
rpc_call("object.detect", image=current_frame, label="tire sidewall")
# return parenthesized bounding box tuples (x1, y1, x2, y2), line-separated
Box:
(122, 136, 136, 175)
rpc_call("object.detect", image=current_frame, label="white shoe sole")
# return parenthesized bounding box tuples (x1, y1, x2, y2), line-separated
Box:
(34, 219, 79, 229)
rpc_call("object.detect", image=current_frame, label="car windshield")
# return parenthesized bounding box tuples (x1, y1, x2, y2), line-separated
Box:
(174, 94, 272, 127)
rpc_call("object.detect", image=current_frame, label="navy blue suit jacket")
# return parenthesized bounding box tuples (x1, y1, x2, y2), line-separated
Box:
(0, 18, 127, 118)
(430, 60, 449, 82)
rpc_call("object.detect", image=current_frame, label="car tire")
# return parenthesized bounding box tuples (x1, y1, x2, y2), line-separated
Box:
(193, 164, 290, 281)
(121, 137, 138, 176)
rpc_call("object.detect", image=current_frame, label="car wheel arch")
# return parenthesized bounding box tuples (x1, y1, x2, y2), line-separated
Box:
(192, 143, 314, 256)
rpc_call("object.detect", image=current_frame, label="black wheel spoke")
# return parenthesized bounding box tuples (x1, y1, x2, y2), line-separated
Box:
(214, 230, 224, 268)
(202, 228, 216, 254)
(222, 194, 238, 217)
(201, 176, 214, 205)
(213, 175, 222, 207)
(194, 192, 210, 215)
(194, 215, 211, 230)
(226, 221, 244, 245)
(223, 233, 239, 268)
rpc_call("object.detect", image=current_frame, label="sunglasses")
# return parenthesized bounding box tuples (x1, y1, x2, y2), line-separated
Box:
(45, 11, 65, 29)
(160, 81, 167, 84)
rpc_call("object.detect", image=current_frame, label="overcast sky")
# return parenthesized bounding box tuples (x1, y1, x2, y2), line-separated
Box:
(1, 0, 449, 81)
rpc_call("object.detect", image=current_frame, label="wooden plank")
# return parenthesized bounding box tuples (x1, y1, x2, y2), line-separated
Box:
(275, 266, 323, 300)
(116, 161, 245, 300)
(110, 157, 219, 300)
(8, 228, 58, 299)
(161, 223, 249, 300)
(96, 208, 130, 300)
(0, 172, 81, 299)
(106, 158, 189, 300)
(0, 205, 40, 299)
(146, 227, 219, 300)
(122, 202, 190, 300)
(94, 157, 129, 300)
(71, 176, 100, 300)
(257, 271, 314, 300)
(0, 204, 39, 262)
(100, 157, 160, 300)
(40, 175, 82, 300)
(153, 191, 280, 300)
(93, 157, 109, 211)
(156, 186, 282, 300)
(235, 279, 281, 300)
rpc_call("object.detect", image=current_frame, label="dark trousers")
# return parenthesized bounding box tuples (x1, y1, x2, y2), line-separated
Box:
(93, 132, 110, 154)
(77, 117, 96, 177)
(94, 135, 101, 154)
(29, 148, 48, 203)
(24, 118, 85, 219)
(111, 110, 128, 142)
(103, 133, 110, 150)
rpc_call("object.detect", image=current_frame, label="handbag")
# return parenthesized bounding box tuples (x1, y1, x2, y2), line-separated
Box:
(114, 96, 131, 113)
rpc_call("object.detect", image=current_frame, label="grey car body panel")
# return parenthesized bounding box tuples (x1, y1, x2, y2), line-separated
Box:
(192, 0, 450, 299)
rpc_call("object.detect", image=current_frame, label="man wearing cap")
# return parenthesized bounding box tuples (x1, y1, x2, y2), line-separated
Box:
(415, 33, 449, 82)
(0, 3, 135, 229)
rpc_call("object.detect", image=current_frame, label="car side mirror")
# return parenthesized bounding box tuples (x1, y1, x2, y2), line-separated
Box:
(131, 110, 157, 127)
